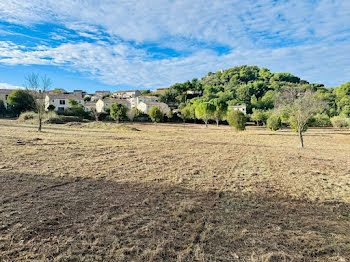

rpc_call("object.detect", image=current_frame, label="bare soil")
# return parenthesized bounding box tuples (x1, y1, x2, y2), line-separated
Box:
(0, 120, 349, 261)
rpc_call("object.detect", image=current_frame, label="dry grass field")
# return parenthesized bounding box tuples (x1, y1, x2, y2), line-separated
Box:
(0, 119, 349, 261)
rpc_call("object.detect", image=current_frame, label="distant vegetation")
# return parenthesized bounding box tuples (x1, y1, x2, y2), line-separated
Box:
(1, 65, 349, 146)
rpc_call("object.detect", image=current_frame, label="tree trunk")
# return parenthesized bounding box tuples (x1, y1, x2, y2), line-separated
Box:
(216, 118, 219, 126)
(299, 130, 304, 148)
(205, 119, 208, 128)
(38, 116, 42, 132)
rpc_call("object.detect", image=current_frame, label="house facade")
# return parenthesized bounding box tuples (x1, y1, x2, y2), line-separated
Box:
(96, 98, 131, 113)
(84, 102, 97, 112)
(0, 89, 15, 108)
(129, 96, 158, 108)
(229, 105, 247, 114)
(137, 101, 169, 114)
(45, 93, 84, 111)
(113, 90, 141, 99)
(91, 91, 111, 101)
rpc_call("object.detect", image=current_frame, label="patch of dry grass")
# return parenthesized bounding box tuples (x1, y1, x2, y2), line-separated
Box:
(0, 120, 349, 261)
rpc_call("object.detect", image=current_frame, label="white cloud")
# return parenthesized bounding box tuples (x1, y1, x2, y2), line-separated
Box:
(0, 82, 23, 89)
(0, 0, 349, 87)
(0, 39, 348, 88)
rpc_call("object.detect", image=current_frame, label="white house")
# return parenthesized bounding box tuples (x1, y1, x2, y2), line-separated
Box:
(45, 93, 84, 112)
(137, 101, 169, 114)
(91, 91, 111, 101)
(0, 89, 15, 108)
(96, 98, 131, 113)
(113, 90, 141, 99)
(84, 102, 97, 112)
(229, 105, 247, 114)
(129, 96, 158, 108)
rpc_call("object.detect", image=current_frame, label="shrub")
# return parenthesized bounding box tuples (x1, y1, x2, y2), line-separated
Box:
(250, 109, 270, 126)
(149, 106, 164, 123)
(267, 114, 282, 131)
(330, 116, 350, 128)
(19, 111, 37, 121)
(289, 116, 308, 132)
(309, 114, 332, 127)
(227, 110, 246, 131)
(47, 105, 55, 111)
(110, 103, 128, 123)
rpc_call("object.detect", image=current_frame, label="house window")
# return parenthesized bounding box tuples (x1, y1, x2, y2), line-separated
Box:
(59, 100, 65, 105)
(52, 99, 55, 102)
(57, 107, 64, 111)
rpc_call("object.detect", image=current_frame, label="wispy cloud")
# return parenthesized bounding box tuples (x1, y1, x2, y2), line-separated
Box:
(0, 82, 23, 89)
(0, 0, 349, 88)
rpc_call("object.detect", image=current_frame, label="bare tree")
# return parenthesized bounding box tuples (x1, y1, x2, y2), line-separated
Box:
(276, 86, 327, 148)
(127, 107, 136, 122)
(25, 73, 52, 132)
(90, 108, 100, 122)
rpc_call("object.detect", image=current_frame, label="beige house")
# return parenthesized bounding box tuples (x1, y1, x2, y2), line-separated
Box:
(129, 96, 158, 108)
(91, 91, 111, 101)
(96, 98, 131, 113)
(113, 90, 141, 99)
(84, 102, 97, 112)
(137, 101, 169, 114)
(45, 93, 84, 112)
(229, 105, 247, 114)
(0, 89, 15, 108)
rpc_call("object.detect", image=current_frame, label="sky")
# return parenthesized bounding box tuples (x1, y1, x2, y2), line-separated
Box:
(0, 0, 349, 93)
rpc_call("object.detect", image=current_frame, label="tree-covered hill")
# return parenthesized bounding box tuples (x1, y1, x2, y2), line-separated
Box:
(159, 65, 349, 124)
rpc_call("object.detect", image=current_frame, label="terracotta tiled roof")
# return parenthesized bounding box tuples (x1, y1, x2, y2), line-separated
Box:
(46, 93, 83, 100)
(102, 98, 130, 104)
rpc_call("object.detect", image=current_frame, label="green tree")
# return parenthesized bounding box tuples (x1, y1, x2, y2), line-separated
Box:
(84, 96, 91, 102)
(110, 103, 128, 123)
(277, 87, 327, 147)
(267, 114, 282, 131)
(181, 106, 192, 124)
(0, 100, 6, 117)
(166, 109, 173, 120)
(68, 99, 85, 117)
(7, 89, 35, 116)
(250, 109, 270, 126)
(149, 106, 164, 123)
(227, 109, 246, 131)
(212, 98, 227, 126)
(195, 102, 215, 127)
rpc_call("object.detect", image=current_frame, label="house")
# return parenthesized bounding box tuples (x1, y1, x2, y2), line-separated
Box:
(91, 91, 111, 101)
(229, 105, 247, 114)
(45, 93, 84, 112)
(84, 102, 97, 112)
(0, 89, 15, 108)
(113, 90, 141, 99)
(129, 96, 158, 108)
(137, 101, 169, 114)
(185, 90, 202, 99)
(96, 98, 131, 113)
(155, 87, 169, 95)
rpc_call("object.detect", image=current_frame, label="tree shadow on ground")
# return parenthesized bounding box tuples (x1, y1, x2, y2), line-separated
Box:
(0, 172, 349, 261)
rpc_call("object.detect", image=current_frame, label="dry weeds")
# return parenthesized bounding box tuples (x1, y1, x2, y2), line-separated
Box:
(0, 120, 349, 261)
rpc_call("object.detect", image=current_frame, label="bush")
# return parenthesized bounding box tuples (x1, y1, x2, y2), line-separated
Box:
(250, 109, 270, 126)
(227, 110, 246, 131)
(110, 103, 128, 123)
(149, 106, 164, 123)
(267, 114, 282, 131)
(19, 111, 37, 121)
(330, 116, 350, 128)
(289, 116, 308, 132)
(309, 114, 332, 127)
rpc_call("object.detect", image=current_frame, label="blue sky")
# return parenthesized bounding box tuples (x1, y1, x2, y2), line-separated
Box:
(0, 0, 349, 93)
